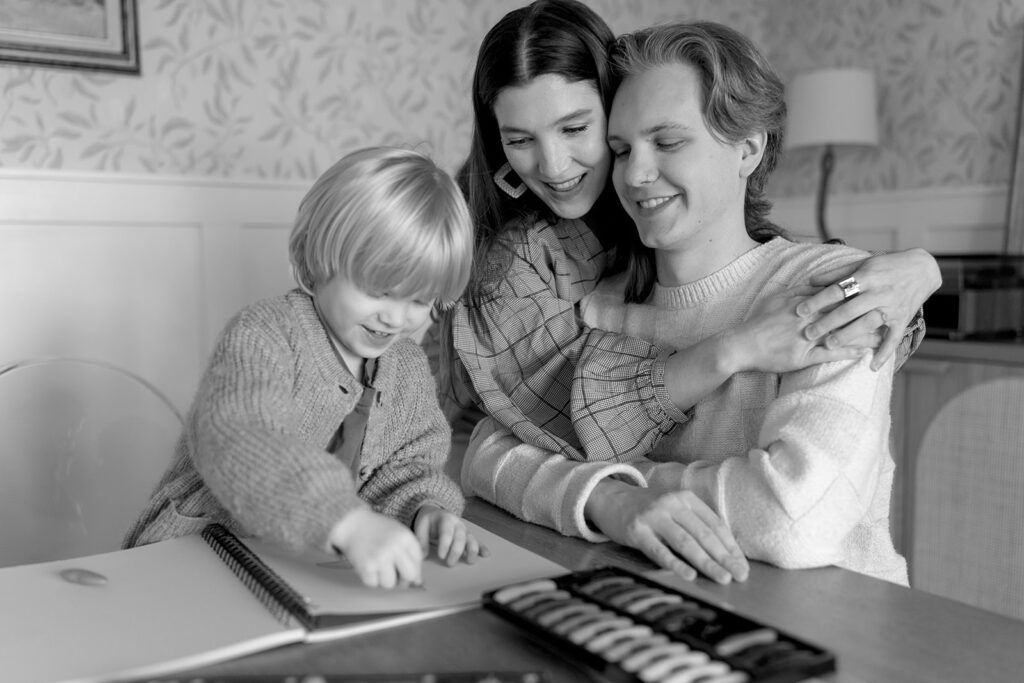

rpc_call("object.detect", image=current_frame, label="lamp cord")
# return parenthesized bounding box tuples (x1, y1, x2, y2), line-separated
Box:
(816, 144, 836, 242)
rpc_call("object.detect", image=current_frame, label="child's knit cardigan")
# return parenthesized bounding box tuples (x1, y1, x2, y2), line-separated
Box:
(123, 290, 463, 553)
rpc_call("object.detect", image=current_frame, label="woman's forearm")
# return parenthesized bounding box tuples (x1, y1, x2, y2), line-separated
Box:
(463, 418, 646, 540)
(660, 306, 867, 414)
(582, 477, 629, 533)
(662, 332, 737, 414)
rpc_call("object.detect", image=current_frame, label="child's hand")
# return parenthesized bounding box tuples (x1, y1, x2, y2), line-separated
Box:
(328, 507, 423, 589)
(413, 504, 489, 566)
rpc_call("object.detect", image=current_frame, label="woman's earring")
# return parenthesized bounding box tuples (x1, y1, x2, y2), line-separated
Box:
(494, 162, 527, 199)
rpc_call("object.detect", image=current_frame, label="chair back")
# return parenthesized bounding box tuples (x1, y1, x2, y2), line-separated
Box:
(0, 358, 182, 567)
(913, 378, 1024, 620)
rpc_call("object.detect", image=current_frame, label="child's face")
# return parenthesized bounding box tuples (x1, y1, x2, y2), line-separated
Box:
(314, 274, 434, 366)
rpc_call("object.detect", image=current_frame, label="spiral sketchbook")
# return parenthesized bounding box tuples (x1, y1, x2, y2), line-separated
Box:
(0, 520, 565, 683)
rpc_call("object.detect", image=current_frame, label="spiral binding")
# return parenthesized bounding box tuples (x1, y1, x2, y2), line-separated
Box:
(201, 523, 315, 631)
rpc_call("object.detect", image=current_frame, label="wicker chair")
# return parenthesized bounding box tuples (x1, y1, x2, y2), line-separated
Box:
(912, 378, 1024, 621)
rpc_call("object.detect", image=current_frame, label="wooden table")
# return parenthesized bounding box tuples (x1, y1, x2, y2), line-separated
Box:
(186, 498, 1024, 683)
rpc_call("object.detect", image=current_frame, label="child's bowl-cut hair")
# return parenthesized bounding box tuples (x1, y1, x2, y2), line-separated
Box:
(290, 146, 473, 306)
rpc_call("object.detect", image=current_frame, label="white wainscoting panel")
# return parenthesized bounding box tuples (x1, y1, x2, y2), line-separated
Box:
(0, 170, 307, 402)
(0, 170, 306, 566)
(240, 222, 298, 309)
(769, 184, 1008, 254)
(0, 221, 203, 408)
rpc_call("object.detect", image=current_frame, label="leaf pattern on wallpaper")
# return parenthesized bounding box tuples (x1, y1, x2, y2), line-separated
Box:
(766, 0, 1024, 197)
(0, 0, 1021, 199)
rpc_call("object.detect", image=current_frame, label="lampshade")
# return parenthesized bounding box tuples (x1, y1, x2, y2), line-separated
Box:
(785, 68, 879, 149)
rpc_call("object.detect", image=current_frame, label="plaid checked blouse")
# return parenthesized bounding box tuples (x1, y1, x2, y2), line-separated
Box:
(451, 217, 685, 463)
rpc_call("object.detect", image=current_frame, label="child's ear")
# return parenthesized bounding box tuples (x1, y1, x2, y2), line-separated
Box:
(738, 130, 767, 178)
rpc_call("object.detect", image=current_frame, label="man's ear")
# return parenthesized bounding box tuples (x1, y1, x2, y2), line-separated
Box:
(739, 130, 767, 178)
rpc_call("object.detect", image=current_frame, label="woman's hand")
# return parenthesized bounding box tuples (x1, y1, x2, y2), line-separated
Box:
(660, 289, 869, 416)
(720, 287, 872, 375)
(584, 478, 749, 585)
(796, 248, 941, 370)
(328, 507, 423, 588)
(413, 504, 489, 566)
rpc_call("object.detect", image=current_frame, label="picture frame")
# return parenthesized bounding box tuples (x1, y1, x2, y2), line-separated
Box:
(0, 0, 139, 74)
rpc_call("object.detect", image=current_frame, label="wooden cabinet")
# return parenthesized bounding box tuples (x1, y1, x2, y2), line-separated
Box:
(891, 339, 1024, 620)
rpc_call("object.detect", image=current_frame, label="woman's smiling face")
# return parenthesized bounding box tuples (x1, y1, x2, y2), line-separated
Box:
(493, 74, 611, 220)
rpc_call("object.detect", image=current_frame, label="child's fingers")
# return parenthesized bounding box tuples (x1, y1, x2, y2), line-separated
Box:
(461, 534, 485, 564)
(356, 566, 378, 588)
(443, 535, 464, 566)
(350, 554, 382, 588)
(444, 524, 471, 566)
(413, 512, 432, 553)
(393, 548, 422, 589)
(435, 518, 457, 563)
(375, 562, 398, 590)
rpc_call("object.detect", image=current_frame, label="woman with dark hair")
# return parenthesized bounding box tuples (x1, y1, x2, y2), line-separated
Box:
(443, 0, 936, 584)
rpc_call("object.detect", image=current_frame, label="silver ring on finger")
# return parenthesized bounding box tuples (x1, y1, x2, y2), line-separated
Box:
(837, 276, 861, 300)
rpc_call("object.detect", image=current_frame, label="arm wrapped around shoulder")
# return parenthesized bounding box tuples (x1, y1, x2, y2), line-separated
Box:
(572, 328, 687, 462)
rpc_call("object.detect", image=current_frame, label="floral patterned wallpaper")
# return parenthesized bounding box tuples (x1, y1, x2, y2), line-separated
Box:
(767, 0, 1024, 196)
(1, 0, 1022, 198)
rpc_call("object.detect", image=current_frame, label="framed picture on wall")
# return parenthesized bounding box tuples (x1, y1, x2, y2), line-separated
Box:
(0, 0, 139, 74)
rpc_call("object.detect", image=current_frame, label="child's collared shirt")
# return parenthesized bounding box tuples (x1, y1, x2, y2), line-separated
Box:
(329, 358, 377, 482)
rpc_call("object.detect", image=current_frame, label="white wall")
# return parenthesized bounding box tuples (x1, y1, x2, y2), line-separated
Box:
(0, 170, 304, 565)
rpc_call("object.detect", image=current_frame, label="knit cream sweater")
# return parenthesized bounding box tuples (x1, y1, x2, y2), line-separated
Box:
(124, 290, 463, 553)
(463, 238, 907, 584)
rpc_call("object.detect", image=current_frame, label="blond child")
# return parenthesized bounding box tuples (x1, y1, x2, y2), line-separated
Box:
(123, 146, 483, 588)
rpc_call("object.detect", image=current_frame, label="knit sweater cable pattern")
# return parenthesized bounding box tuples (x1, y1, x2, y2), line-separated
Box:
(123, 290, 463, 553)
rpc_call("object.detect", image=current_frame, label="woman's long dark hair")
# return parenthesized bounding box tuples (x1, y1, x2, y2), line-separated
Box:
(458, 0, 641, 298)
(439, 0, 652, 411)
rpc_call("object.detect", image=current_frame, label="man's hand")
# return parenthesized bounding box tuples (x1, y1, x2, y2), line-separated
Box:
(585, 479, 749, 584)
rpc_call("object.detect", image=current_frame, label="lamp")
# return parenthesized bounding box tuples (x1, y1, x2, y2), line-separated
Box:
(785, 68, 879, 242)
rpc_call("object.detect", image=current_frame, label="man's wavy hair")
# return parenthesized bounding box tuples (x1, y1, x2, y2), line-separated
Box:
(608, 21, 789, 299)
